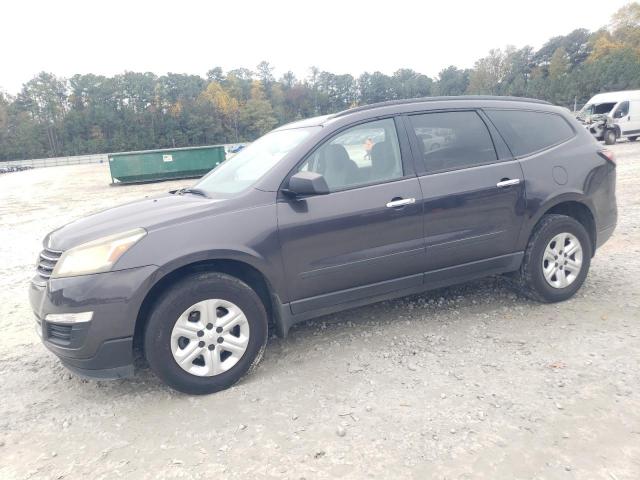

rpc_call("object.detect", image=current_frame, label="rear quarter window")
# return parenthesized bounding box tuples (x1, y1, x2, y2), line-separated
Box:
(485, 110, 575, 157)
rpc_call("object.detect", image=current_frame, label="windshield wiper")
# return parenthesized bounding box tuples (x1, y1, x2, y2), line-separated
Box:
(175, 187, 209, 197)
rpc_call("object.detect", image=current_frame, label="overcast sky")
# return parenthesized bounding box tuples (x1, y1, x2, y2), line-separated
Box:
(1, 0, 632, 94)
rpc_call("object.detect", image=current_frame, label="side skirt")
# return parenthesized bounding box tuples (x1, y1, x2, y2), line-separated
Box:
(274, 252, 524, 337)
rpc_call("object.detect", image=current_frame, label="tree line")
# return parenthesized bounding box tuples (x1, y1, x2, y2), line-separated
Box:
(1, 4, 640, 161)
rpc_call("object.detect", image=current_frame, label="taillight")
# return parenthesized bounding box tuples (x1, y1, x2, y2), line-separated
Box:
(598, 149, 616, 165)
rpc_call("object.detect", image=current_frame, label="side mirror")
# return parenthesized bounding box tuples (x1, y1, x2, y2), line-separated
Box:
(285, 171, 330, 196)
(614, 110, 624, 119)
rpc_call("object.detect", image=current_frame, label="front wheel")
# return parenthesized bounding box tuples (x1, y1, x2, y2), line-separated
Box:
(144, 272, 268, 395)
(512, 214, 592, 303)
(604, 129, 617, 145)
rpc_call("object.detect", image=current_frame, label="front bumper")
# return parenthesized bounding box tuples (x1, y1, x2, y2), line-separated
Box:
(29, 265, 159, 379)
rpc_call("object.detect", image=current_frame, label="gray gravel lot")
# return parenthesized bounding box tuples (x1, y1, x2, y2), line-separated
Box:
(0, 143, 639, 479)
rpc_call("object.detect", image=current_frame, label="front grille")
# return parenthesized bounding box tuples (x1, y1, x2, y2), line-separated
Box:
(47, 323, 73, 343)
(36, 248, 63, 281)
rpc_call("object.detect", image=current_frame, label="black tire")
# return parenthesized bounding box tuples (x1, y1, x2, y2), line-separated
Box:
(512, 214, 592, 303)
(144, 272, 268, 395)
(628, 136, 638, 142)
(604, 129, 616, 145)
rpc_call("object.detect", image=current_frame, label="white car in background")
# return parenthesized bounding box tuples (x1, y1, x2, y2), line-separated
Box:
(418, 130, 450, 151)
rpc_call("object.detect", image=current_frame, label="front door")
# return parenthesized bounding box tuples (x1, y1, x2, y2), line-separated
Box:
(615, 100, 640, 137)
(277, 118, 424, 314)
(405, 110, 526, 273)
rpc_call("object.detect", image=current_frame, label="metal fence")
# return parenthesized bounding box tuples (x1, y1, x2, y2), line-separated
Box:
(0, 144, 246, 170)
(1, 153, 107, 169)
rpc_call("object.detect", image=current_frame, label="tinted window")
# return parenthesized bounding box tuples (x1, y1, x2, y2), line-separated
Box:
(409, 111, 497, 173)
(298, 118, 403, 191)
(485, 110, 574, 157)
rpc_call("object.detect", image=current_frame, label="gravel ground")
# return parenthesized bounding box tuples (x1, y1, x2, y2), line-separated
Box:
(0, 144, 639, 479)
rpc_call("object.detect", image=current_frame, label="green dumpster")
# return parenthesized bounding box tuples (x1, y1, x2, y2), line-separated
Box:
(108, 145, 226, 184)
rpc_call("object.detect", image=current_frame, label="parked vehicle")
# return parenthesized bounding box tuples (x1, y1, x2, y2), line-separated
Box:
(0, 165, 33, 174)
(577, 90, 640, 144)
(415, 129, 449, 151)
(228, 144, 246, 154)
(30, 96, 618, 394)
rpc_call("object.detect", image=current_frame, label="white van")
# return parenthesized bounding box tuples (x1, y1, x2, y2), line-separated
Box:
(579, 90, 640, 144)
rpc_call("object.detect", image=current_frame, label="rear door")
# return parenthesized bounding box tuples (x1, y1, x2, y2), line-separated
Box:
(277, 117, 424, 314)
(405, 110, 526, 273)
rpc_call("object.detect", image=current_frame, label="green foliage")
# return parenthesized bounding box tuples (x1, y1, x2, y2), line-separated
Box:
(611, 3, 640, 48)
(468, 48, 511, 95)
(435, 66, 470, 96)
(549, 47, 569, 79)
(2, 3, 640, 160)
(238, 81, 277, 139)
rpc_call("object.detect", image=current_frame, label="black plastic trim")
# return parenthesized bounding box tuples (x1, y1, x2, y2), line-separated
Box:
(43, 336, 134, 372)
(60, 361, 134, 380)
(276, 252, 524, 336)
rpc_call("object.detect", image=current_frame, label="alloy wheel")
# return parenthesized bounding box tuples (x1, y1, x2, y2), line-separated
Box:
(170, 299, 250, 376)
(541, 232, 583, 289)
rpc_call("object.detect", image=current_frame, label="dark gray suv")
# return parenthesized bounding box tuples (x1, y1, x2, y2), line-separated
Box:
(30, 96, 618, 394)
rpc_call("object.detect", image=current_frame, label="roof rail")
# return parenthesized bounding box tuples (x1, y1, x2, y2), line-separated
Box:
(333, 95, 551, 118)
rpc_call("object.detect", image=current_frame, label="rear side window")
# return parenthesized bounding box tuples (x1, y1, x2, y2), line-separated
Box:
(408, 111, 497, 173)
(485, 110, 574, 157)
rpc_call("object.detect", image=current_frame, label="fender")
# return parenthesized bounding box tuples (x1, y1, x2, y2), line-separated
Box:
(153, 247, 272, 280)
(145, 246, 286, 301)
(132, 247, 290, 336)
(517, 191, 596, 251)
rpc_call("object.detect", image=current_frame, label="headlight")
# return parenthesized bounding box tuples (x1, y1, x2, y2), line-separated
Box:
(51, 228, 146, 279)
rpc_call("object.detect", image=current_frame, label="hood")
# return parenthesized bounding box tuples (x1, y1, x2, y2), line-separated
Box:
(47, 193, 227, 251)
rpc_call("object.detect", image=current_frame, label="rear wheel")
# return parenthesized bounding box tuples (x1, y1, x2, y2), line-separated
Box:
(512, 214, 592, 303)
(604, 129, 617, 145)
(628, 136, 638, 142)
(144, 272, 268, 394)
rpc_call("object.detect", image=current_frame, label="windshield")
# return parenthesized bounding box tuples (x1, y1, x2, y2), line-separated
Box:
(194, 127, 318, 195)
(581, 102, 617, 116)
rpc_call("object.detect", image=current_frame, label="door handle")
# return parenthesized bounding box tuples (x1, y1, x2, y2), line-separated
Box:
(386, 198, 416, 208)
(496, 179, 521, 188)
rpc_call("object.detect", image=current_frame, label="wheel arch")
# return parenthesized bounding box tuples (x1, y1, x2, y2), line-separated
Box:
(524, 195, 597, 255)
(613, 124, 622, 138)
(134, 256, 284, 352)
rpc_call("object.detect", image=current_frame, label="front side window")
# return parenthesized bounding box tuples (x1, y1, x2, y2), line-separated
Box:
(485, 109, 574, 157)
(298, 118, 403, 191)
(614, 101, 629, 118)
(409, 111, 497, 173)
(195, 126, 318, 195)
